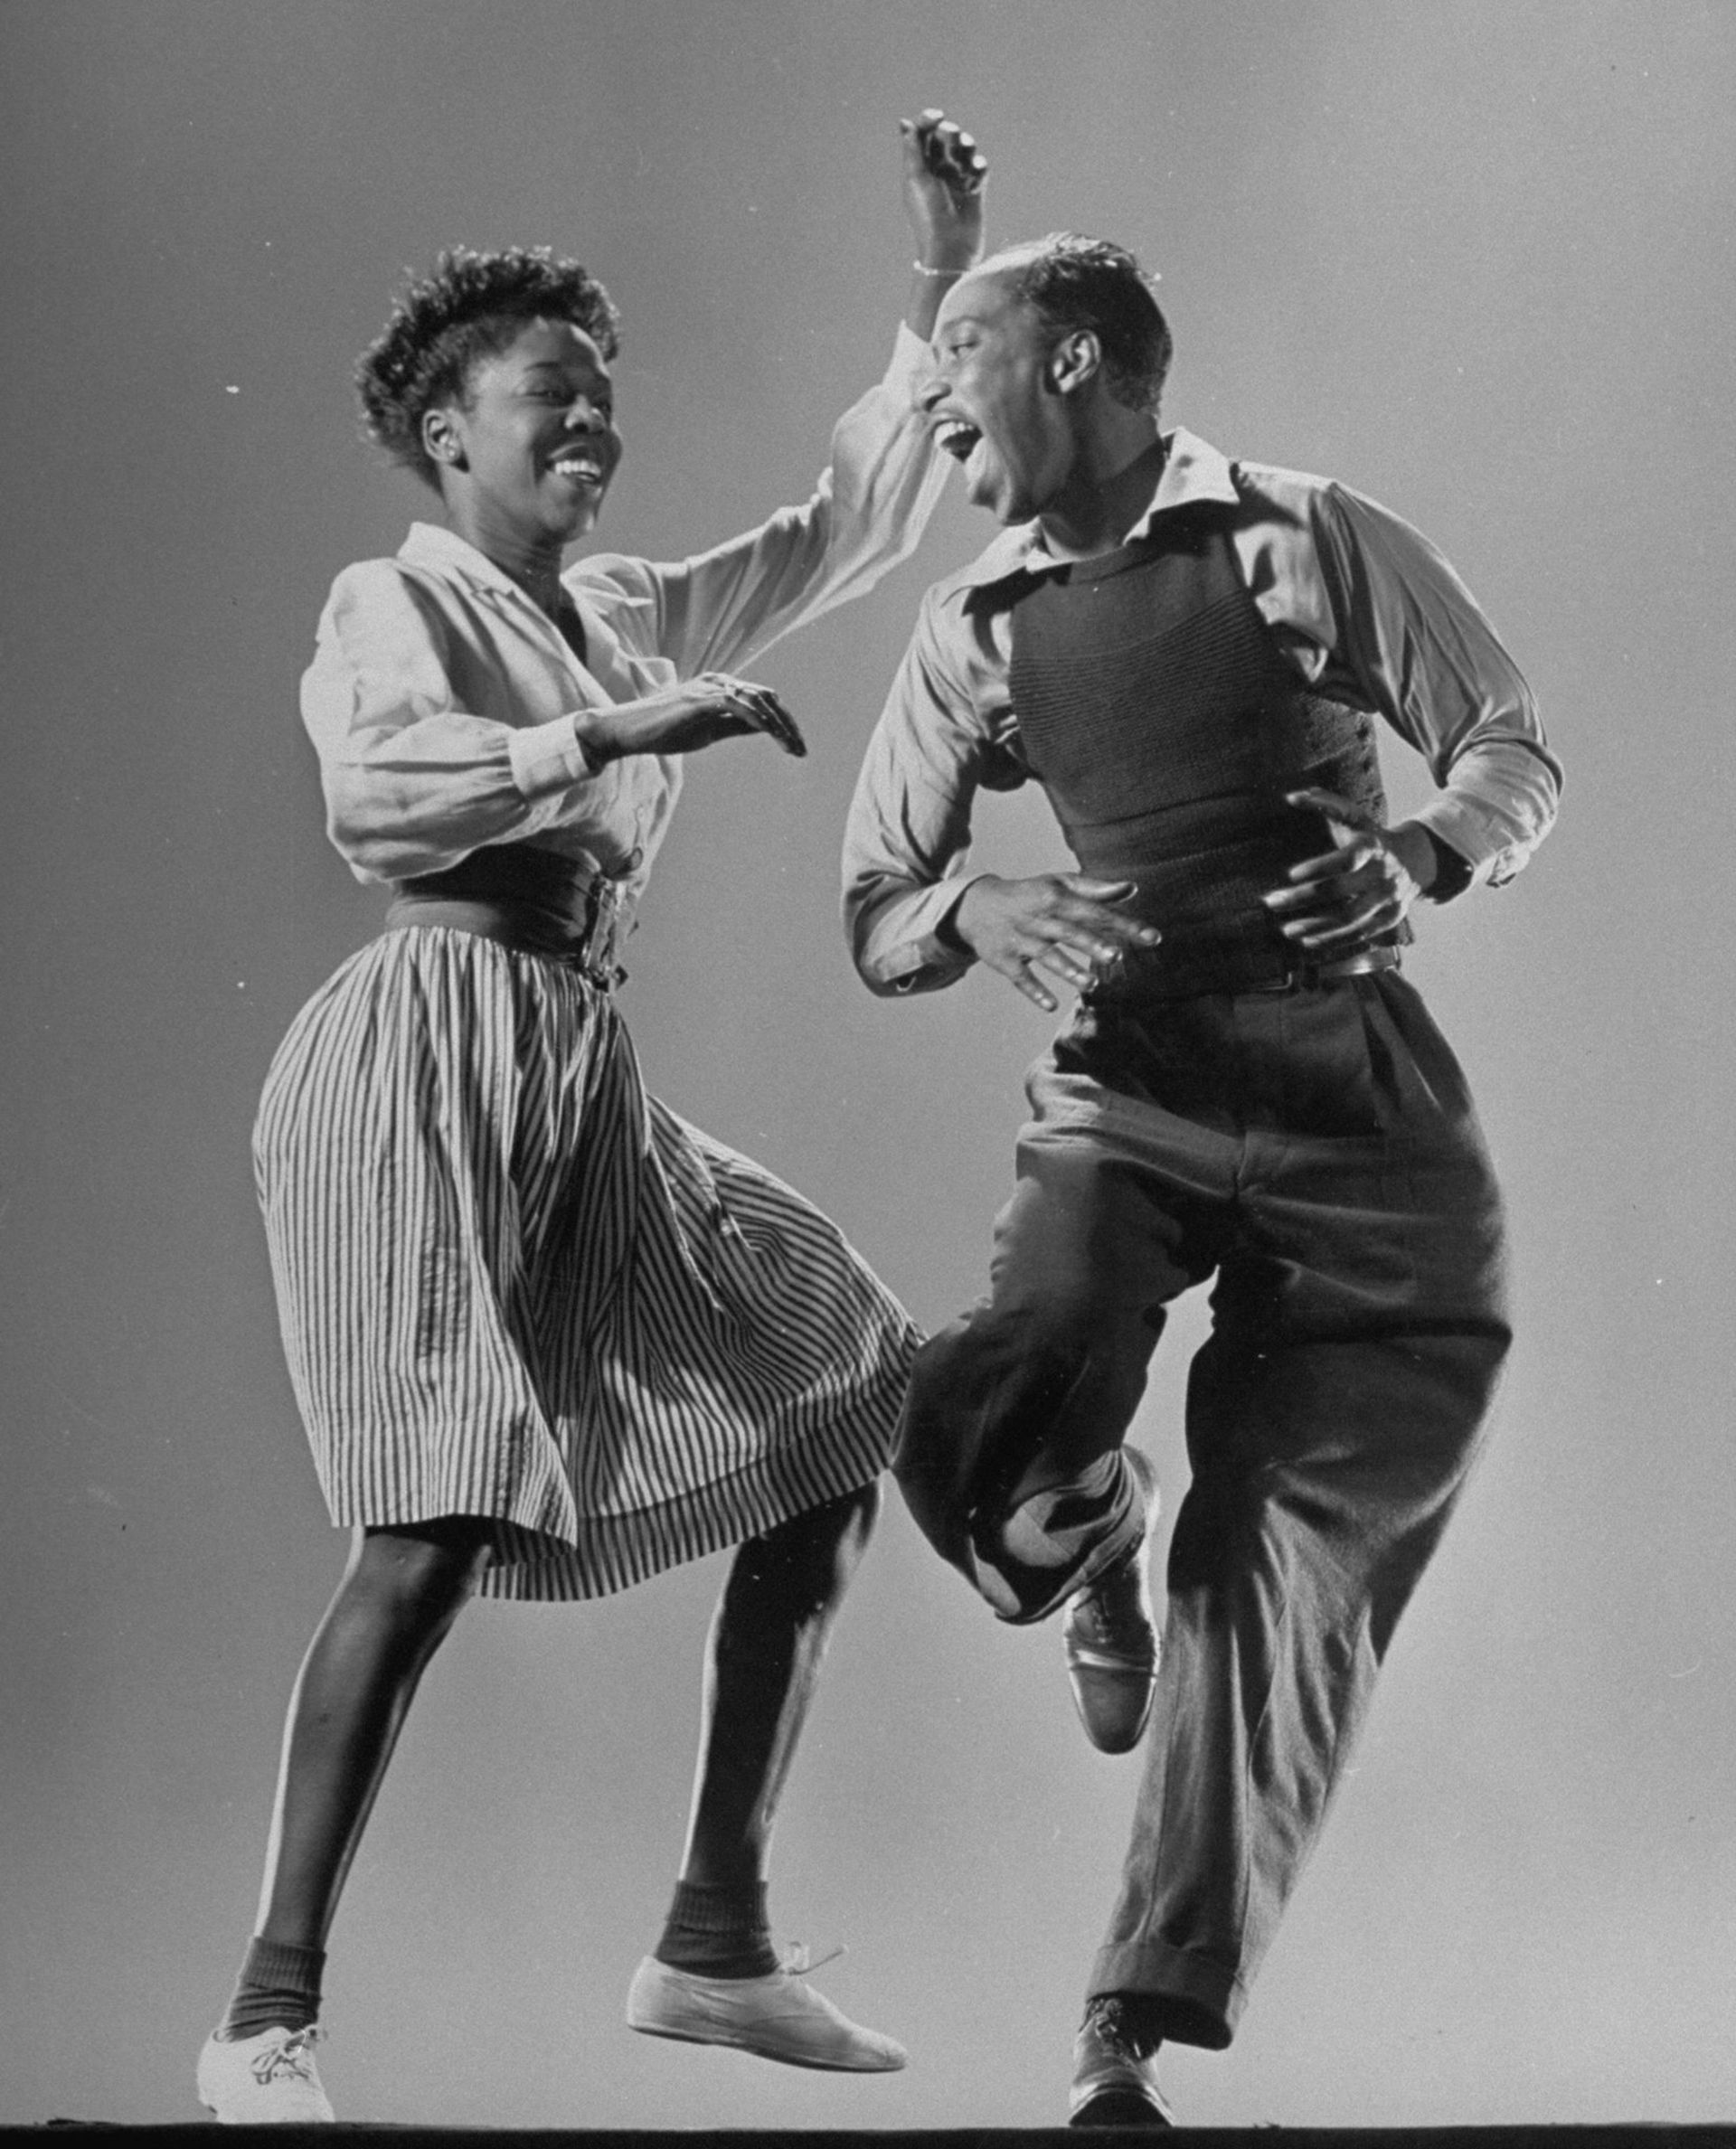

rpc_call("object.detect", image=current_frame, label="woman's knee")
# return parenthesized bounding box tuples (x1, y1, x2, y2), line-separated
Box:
(818, 1475, 880, 1540)
(731, 1482, 879, 1619)
(347, 1517, 492, 1634)
(778, 1479, 879, 1567)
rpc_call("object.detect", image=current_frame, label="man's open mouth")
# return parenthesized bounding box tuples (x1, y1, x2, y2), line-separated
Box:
(551, 454, 606, 483)
(935, 419, 982, 464)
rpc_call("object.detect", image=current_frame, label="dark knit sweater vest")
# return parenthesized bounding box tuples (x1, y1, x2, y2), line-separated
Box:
(1005, 505, 1401, 993)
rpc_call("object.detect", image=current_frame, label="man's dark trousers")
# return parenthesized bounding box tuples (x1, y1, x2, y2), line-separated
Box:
(892, 963, 1510, 2047)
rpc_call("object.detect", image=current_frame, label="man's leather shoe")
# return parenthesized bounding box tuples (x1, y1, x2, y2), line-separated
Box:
(1061, 1450, 1158, 1754)
(1068, 1995, 1173, 2127)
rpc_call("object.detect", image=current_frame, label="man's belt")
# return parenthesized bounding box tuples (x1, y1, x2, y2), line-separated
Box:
(1085, 905, 1402, 1004)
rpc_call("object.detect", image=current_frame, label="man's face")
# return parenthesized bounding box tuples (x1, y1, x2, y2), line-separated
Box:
(435, 317, 623, 546)
(919, 266, 1073, 524)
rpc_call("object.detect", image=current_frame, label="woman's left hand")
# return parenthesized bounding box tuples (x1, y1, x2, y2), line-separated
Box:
(901, 108, 986, 272)
(577, 673, 807, 766)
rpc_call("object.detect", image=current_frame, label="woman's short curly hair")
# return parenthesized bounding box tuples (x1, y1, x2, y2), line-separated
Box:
(990, 233, 1171, 415)
(355, 247, 620, 489)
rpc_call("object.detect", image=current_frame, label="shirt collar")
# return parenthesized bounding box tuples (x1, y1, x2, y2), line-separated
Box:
(398, 519, 629, 690)
(399, 520, 536, 600)
(932, 426, 1241, 602)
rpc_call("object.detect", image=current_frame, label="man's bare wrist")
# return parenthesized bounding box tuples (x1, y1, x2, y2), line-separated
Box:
(1392, 822, 1439, 894)
(941, 873, 993, 954)
(1416, 826, 1476, 903)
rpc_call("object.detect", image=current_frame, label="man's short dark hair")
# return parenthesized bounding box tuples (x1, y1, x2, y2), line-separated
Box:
(355, 247, 621, 490)
(995, 233, 1172, 415)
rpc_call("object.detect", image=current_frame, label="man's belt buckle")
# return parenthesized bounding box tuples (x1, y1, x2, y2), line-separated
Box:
(1292, 943, 1401, 988)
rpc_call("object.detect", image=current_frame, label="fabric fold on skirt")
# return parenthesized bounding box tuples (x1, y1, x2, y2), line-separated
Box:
(254, 926, 917, 1601)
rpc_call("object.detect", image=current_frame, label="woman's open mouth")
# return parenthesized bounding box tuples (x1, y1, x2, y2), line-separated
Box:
(550, 453, 607, 485)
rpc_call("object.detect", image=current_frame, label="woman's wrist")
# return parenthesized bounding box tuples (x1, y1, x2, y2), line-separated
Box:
(572, 707, 621, 768)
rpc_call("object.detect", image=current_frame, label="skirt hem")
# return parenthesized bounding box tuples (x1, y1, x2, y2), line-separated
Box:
(316, 1364, 910, 1604)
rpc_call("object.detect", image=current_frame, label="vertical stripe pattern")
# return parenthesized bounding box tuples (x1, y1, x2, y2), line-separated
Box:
(253, 926, 917, 1602)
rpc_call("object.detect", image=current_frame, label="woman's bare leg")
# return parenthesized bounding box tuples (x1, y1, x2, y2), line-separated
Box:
(217, 1517, 491, 2038)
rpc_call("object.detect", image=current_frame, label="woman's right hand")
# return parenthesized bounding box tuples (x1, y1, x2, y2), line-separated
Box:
(577, 673, 807, 764)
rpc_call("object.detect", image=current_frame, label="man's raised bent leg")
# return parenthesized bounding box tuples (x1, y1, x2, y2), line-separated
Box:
(892, 1107, 1212, 1625)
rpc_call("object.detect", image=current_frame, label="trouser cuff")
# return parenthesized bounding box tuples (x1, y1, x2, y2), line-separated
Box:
(988, 1449, 1152, 1626)
(1089, 1936, 1244, 2050)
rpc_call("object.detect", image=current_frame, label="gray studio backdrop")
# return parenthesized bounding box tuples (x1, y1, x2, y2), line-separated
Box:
(3, 0, 1732, 2127)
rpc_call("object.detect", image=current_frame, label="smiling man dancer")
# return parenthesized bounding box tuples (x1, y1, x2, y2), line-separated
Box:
(844, 234, 1560, 2124)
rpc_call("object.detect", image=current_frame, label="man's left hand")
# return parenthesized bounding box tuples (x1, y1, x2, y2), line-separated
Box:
(1260, 787, 1437, 954)
(901, 108, 986, 270)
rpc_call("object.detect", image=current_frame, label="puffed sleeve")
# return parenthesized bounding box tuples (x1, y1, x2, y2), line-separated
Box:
(582, 327, 946, 681)
(301, 561, 601, 881)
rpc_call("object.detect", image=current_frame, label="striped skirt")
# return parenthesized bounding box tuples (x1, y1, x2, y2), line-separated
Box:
(253, 926, 918, 1602)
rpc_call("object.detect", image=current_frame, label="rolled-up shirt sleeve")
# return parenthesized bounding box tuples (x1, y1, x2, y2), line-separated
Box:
(1304, 481, 1562, 887)
(844, 592, 1020, 995)
(590, 325, 948, 682)
(304, 563, 605, 881)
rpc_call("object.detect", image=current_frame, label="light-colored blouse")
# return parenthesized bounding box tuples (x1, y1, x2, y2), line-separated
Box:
(300, 327, 943, 936)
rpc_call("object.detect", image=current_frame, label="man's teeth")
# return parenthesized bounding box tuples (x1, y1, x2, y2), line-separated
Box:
(936, 420, 982, 462)
(552, 457, 602, 479)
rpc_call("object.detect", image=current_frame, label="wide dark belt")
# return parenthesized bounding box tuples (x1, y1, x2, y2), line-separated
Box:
(383, 844, 627, 986)
(1085, 903, 1402, 1004)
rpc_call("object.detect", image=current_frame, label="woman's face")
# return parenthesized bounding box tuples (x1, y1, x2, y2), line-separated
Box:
(427, 316, 623, 549)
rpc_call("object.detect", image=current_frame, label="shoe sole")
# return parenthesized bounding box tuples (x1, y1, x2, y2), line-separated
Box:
(1069, 2084, 1175, 2127)
(628, 2016, 904, 2073)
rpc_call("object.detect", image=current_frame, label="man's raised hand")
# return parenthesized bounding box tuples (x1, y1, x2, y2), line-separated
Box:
(951, 872, 1160, 1013)
(901, 108, 986, 273)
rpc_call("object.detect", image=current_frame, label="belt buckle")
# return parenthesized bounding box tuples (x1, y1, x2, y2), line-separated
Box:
(577, 872, 626, 987)
(1297, 944, 1399, 988)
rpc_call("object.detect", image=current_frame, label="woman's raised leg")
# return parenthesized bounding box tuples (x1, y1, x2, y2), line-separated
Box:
(680, 1481, 880, 1899)
(627, 1482, 907, 2071)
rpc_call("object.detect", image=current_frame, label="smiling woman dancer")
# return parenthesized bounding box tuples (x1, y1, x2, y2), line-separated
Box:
(196, 113, 985, 2125)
